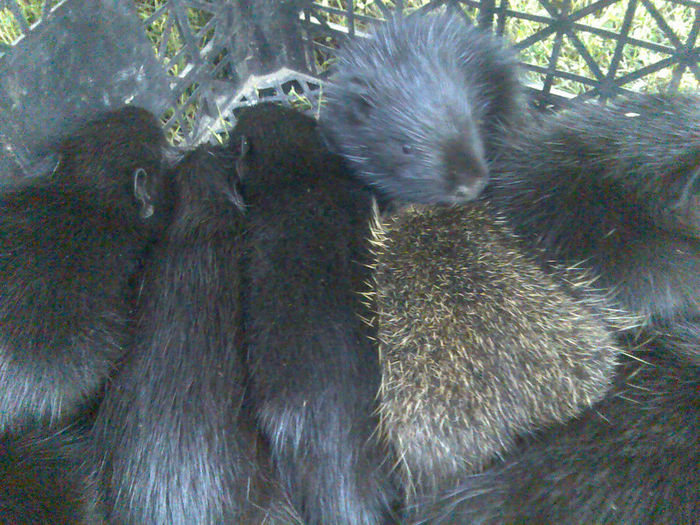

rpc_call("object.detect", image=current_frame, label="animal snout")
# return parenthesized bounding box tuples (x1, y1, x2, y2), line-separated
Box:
(450, 161, 489, 202)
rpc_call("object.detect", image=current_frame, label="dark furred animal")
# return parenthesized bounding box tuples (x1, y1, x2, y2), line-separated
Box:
(398, 93, 700, 521)
(237, 103, 396, 525)
(323, 56, 699, 517)
(92, 143, 294, 524)
(0, 107, 170, 433)
(488, 93, 700, 325)
(321, 13, 523, 205)
(0, 419, 102, 525)
(370, 203, 623, 501)
(418, 330, 700, 525)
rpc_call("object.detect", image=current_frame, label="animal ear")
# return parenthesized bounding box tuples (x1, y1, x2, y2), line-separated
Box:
(133, 167, 155, 220)
(675, 165, 700, 234)
(237, 134, 251, 157)
(345, 76, 373, 118)
(234, 135, 251, 180)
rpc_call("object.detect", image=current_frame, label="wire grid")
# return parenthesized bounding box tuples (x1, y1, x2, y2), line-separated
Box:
(1, 0, 699, 145)
(128, 0, 248, 144)
(302, 0, 700, 105)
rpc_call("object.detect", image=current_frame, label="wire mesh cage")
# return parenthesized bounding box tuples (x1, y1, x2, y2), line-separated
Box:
(303, 1, 700, 97)
(1, 0, 698, 174)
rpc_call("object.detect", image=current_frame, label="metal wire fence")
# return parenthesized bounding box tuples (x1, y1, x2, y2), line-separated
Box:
(0, 0, 698, 173)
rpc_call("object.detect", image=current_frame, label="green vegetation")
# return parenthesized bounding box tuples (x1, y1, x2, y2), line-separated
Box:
(0, 0, 697, 139)
(0, 0, 44, 44)
(316, 0, 698, 93)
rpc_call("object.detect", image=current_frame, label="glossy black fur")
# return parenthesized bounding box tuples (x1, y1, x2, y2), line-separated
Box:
(237, 103, 396, 524)
(321, 13, 523, 205)
(488, 93, 700, 325)
(0, 415, 101, 525)
(12, 93, 696, 523)
(418, 328, 700, 524)
(93, 144, 283, 524)
(0, 106, 170, 433)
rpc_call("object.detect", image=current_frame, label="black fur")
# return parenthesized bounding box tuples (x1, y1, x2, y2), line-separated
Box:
(0, 415, 102, 525)
(237, 103, 396, 524)
(0, 106, 170, 433)
(93, 143, 282, 524)
(417, 328, 700, 524)
(488, 93, 700, 324)
(651, 315, 700, 363)
(321, 13, 523, 205)
(12, 92, 695, 524)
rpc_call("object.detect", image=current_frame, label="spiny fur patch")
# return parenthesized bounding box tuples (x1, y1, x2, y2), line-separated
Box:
(369, 203, 623, 499)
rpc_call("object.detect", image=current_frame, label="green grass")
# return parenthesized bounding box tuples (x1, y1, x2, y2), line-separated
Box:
(133, 0, 214, 143)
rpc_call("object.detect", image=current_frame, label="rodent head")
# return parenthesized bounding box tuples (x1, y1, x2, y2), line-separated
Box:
(321, 14, 502, 205)
(55, 106, 174, 234)
(322, 70, 489, 205)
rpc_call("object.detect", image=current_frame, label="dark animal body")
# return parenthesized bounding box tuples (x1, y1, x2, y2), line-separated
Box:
(4, 91, 695, 524)
(400, 94, 700, 521)
(487, 93, 700, 325)
(0, 106, 170, 433)
(370, 203, 623, 500)
(86, 96, 699, 523)
(322, 21, 699, 515)
(321, 13, 523, 205)
(236, 103, 396, 524)
(0, 418, 102, 525)
(420, 332, 700, 525)
(92, 142, 300, 524)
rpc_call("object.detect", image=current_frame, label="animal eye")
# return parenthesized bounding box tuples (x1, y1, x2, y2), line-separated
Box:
(402, 144, 414, 155)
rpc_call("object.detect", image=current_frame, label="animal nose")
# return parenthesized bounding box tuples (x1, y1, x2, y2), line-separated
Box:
(454, 176, 488, 201)
(451, 161, 489, 201)
(441, 134, 490, 202)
